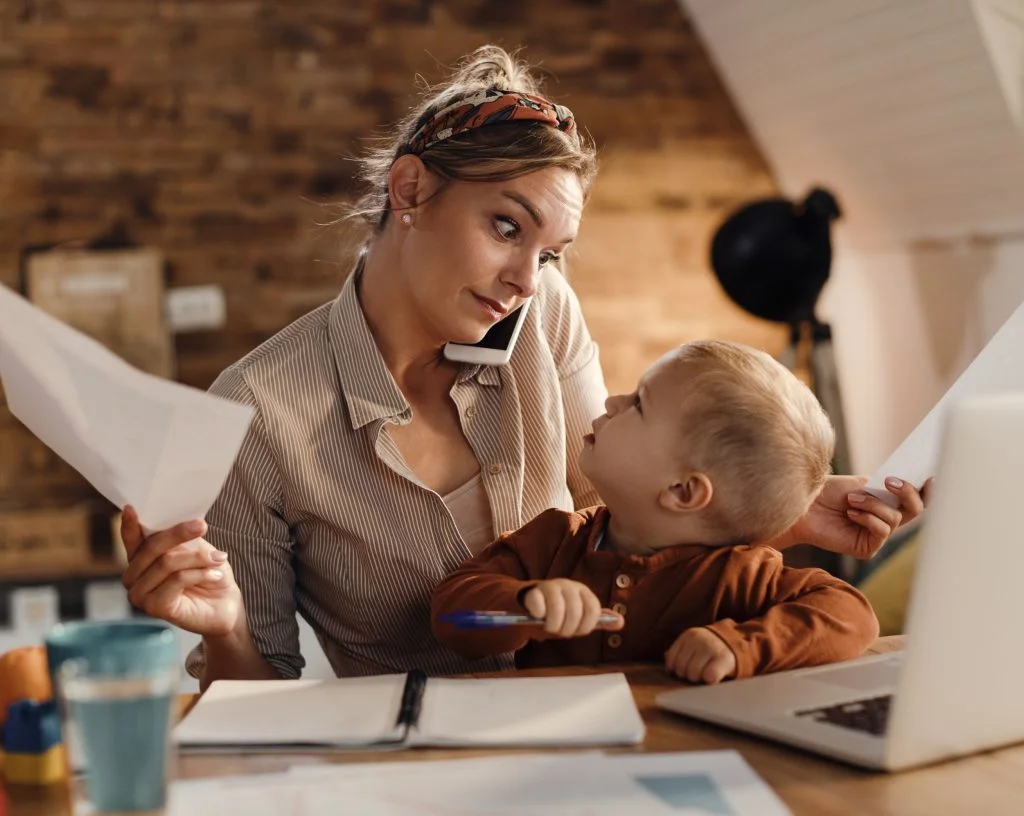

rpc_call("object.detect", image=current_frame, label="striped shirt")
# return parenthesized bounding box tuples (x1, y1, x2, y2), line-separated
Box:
(185, 264, 607, 679)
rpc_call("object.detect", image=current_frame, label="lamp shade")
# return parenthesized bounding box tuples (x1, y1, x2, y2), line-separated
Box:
(710, 187, 841, 325)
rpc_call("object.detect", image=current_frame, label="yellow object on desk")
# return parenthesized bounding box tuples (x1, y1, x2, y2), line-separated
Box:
(2, 745, 66, 786)
(1, 699, 66, 786)
(859, 533, 920, 636)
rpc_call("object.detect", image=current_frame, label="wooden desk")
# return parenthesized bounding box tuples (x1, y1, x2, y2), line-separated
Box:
(12, 636, 1024, 815)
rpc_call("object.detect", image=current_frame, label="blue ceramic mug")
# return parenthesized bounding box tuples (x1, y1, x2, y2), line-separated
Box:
(44, 619, 178, 684)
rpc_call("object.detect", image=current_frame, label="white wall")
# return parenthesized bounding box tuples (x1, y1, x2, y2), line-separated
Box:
(683, 0, 1024, 247)
(820, 233, 1024, 474)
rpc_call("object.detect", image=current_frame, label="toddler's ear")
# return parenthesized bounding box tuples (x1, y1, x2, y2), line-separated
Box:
(660, 472, 713, 514)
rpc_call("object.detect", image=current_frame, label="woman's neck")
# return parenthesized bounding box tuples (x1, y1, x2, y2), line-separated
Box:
(357, 238, 457, 391)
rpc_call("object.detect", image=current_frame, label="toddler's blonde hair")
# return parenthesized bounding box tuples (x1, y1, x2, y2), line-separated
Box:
(670, 340, 835, 544)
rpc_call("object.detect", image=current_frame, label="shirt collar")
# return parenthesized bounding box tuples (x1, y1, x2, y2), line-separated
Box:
(456, 363, 501, 387)
(329, 267, 501, 430)
(587, 507, 711, 569)
(329, 269, 410, 430)
(591, 509, 611, 552)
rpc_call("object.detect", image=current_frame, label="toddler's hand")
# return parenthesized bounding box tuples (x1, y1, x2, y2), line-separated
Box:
(522, 579, 624, 638)
(665, 627, 737, 684)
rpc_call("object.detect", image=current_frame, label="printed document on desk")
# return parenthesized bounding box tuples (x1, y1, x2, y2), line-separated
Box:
(175, 672, 645, 750)
(168, 751, 791, 815)
(0, 284, 253, 531)
(866, 297, 1024, 506)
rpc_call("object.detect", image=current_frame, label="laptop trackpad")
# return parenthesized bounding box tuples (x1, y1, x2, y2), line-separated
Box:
(803, 655, 903, 691)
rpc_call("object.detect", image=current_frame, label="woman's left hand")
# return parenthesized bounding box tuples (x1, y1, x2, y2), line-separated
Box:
(785, 475, 932, 561)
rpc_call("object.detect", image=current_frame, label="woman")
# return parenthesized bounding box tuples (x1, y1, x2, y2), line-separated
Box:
(120, 46, 926, 689)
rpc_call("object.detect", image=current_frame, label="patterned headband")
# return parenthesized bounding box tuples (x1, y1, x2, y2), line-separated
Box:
(403, 88, 577, 155)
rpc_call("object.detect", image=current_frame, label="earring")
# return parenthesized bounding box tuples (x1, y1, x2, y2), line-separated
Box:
(401, 213, 413, 226)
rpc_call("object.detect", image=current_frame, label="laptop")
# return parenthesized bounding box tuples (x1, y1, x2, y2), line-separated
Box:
(657, 392, 1024, 771)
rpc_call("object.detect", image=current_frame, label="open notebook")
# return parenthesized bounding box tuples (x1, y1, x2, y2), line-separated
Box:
(175, 671, 645, 752)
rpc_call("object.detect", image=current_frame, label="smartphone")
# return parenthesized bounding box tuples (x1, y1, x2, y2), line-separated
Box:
(443, 299, 531, 366)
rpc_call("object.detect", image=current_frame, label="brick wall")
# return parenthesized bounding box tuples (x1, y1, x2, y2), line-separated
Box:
(0, 0, 783, 395)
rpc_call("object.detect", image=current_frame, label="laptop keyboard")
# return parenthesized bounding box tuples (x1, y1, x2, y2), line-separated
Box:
(795, 694, 893, 736)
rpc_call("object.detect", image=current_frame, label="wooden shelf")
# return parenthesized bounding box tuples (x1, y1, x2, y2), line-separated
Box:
(0, 560, 124, 585)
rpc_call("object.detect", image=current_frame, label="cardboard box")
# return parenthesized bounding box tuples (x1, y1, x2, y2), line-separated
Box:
(0, 425, 92, 497)
(0, 504, 92, 575)
(25, 248, 175, 379)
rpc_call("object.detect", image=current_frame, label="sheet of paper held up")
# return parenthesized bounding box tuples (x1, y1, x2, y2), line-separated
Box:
(866, 297, 1024, 506)
(168, 751, 792, 815)
(0, 284, 253, 531)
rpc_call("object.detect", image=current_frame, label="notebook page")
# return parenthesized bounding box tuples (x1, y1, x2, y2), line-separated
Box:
(412, 672, 645, 747)
(175, 675, 407, 748)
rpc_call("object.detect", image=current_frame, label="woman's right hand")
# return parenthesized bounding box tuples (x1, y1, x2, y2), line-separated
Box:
(120, 506, 243, 637)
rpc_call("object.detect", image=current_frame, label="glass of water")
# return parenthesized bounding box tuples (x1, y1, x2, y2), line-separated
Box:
(59, 654, 179, 815)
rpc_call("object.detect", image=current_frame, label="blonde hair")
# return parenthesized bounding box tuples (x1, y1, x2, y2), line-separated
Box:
(670, 340, 835, 544)
(349, 45, 598, 235)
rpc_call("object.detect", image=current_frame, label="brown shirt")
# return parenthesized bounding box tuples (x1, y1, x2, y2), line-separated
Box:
(432, 506, 879, 678)
(185, 264, 607, 679)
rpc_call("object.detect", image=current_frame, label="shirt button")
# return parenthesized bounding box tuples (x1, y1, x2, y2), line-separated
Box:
(607, 634, 623, 648)
(615, 574, 631, 589)
(489, 463, 502, 475)
(466, 406, 477, 419)
(612, 603, 627, 616)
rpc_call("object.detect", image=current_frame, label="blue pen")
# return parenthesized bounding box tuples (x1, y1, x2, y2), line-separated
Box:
(440, 611, 621, 629)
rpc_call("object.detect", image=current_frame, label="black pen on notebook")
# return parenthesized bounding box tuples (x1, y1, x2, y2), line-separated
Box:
(395, 668, 427, 732)
(440, 611, 621, 629)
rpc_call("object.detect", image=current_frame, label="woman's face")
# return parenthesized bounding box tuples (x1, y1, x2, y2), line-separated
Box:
(395, 164, 584, 345)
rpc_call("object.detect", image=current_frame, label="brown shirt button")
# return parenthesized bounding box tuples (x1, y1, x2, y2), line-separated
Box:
(614, 573, 631, 589)
(612, 603, 627, 616)
(607, 634, 623, 648)
(488, 463, 502, 475)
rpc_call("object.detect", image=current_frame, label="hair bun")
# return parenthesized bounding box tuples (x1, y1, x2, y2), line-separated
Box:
(453, 45, 541, 95)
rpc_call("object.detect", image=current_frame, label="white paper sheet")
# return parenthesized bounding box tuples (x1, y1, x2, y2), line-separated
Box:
(866, 297, 1024, 506)
(168, 751, 791, 816)
(0, 284, 253, 530)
